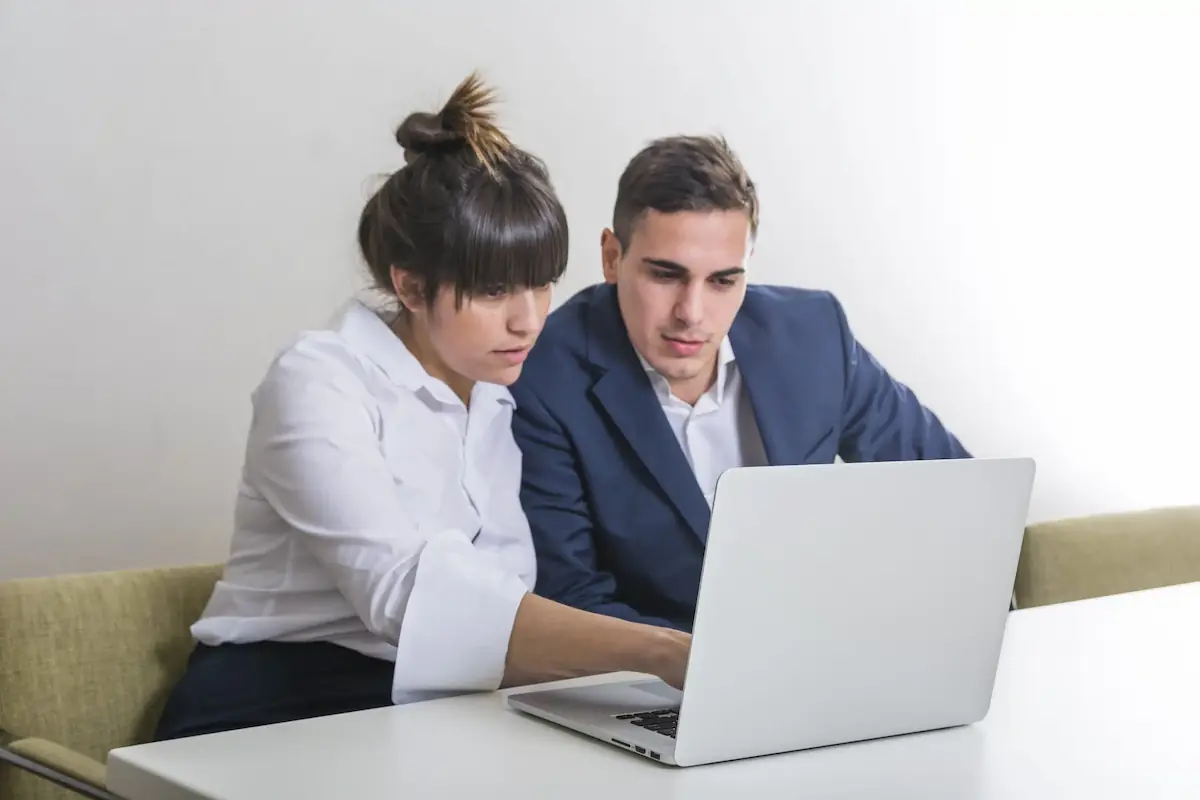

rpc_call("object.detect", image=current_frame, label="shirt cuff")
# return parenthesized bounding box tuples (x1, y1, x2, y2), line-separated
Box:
(390, 529, 530, 703)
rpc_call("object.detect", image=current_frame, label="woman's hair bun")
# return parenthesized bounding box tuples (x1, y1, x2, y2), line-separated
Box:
(394, 71, 513, 171)
(395, 111, 462, 158)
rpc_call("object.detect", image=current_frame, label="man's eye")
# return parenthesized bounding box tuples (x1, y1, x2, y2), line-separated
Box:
(714, 276, 737, 287)
(482, 284, 507, 298)
(652, 270, 677, 281)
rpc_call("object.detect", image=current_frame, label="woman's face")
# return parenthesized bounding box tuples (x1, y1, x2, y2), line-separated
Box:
(392, 268, 554, 396)
(425, 283, 554, 387)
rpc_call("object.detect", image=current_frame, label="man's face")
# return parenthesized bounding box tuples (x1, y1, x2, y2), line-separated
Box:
(601, 209, 753, 404)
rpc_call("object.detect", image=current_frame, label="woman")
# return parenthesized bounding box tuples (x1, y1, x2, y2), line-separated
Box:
(154, 73, 690, 740)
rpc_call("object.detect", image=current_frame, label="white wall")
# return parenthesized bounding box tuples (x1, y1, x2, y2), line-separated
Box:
(2, 1, 1197, 580)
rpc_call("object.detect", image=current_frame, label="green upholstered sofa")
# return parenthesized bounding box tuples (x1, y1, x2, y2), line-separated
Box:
(0, 564, 221, 800)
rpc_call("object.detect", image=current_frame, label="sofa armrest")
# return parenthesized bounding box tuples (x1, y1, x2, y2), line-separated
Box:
(0, 729, 119, 800)
(1014, 505, 1200, 609)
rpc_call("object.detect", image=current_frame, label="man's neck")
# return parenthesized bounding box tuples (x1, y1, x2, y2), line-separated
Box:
(666, 357, 720, 407)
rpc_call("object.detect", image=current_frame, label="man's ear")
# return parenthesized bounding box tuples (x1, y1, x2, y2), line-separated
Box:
(389, 266, 424, 312)
(600, 229, 622, 285)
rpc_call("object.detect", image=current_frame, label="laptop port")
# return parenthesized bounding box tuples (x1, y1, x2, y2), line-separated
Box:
(611, 738, 631, 748)
(635, 746, 646, 754)
(650, 751, 661, 760)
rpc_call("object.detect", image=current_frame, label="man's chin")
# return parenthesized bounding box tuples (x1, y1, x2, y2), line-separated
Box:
(651, 352, 707, 381)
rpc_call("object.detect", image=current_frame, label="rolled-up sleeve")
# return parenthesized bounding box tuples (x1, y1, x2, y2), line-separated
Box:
(246, 346, 529, 702)
(391, 532, 529, 700)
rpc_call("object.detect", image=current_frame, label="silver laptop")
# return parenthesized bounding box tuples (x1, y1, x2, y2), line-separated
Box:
(507, 457, 1036, 767)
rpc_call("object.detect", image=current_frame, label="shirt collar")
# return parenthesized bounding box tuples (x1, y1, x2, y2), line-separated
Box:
(334, 297, 514, 408)
(637, 337, 737, 405)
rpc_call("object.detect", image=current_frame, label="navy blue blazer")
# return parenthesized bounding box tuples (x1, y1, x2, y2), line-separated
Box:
(509, 283, 970, 631)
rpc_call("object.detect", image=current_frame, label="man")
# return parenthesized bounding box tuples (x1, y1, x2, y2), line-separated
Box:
(509, 134, 969, 632)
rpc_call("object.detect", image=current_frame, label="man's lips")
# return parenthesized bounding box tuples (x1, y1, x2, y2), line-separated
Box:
(662, 334, 706, 357)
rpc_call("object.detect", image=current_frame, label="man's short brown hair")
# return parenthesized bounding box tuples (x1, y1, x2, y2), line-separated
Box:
(612, 134, 758, 249)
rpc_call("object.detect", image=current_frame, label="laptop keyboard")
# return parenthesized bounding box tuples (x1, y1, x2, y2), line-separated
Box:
(615, 708, 678, 739)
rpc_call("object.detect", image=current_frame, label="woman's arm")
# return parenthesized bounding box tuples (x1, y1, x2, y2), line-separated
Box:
(247, 348, 687, 698)
(504, 593, 691, 690)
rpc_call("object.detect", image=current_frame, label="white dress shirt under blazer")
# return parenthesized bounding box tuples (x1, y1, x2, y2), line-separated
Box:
(191, 298, 535, 704)
(637, 337, 769, 505)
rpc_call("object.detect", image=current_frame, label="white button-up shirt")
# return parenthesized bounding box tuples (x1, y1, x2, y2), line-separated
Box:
(192, 298, 534, 704)
(638, 338, 768, 505)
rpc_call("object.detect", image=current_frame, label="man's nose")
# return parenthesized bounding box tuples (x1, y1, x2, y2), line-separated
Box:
(674, 283, 704, 327)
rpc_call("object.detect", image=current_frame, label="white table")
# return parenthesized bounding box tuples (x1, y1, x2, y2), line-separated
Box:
(108, 583, 1200, 799)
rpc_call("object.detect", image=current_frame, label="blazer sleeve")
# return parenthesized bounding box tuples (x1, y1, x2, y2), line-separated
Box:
(511, 385, 683, 630)
(831, 295, 972, 462)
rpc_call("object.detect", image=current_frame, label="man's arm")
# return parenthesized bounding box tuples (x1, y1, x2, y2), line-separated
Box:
(831, 296, 971, 462)
(511, 386, 684, 630)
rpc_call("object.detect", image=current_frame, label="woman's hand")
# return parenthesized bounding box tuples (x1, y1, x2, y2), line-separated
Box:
(638, 626, 692, 690)
(502, 593, 691, 690)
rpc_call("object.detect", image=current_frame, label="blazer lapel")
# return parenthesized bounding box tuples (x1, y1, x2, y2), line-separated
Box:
(729, 314, 817, 466)
(586, 287, 712, 543)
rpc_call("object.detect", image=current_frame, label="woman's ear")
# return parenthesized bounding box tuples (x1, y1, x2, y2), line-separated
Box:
(390, 266, 424, 312)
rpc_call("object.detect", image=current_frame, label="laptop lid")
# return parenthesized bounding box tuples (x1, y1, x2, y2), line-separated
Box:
(673, 457, 1035, 767)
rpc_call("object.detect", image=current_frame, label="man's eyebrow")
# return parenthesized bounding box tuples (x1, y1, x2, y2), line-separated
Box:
(642, 258, 689, 273)
(642, 259, 745, 279)
(711, 267, 746, 279)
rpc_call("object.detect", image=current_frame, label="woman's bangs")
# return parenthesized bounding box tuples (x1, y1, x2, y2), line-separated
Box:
(451, 183, 569, 300)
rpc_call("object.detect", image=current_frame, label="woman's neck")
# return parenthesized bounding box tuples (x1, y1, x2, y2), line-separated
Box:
(390, 313, 474, 407)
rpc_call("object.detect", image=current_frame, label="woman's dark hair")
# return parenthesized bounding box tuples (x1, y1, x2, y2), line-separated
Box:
(357, 72, 568, 307)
